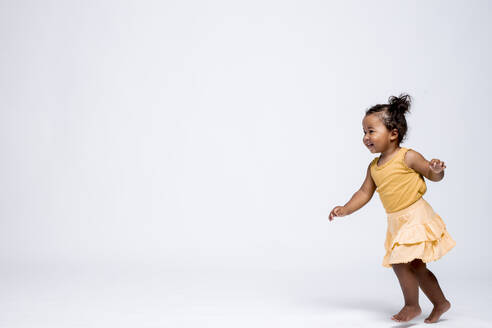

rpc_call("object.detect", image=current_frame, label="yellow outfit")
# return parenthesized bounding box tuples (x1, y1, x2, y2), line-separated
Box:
(370, 147, 456, 268)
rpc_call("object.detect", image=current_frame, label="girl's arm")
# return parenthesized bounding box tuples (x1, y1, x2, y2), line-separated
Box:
(329, 163, 376, 221)
(404, 149, 446, 182)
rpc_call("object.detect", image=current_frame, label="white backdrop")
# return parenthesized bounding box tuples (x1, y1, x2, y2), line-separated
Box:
(1, 1, 491, 327)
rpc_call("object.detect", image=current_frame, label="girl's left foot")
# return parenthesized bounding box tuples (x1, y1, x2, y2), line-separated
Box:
(391, 305, 422, 322)
(424, 300, 451, 324)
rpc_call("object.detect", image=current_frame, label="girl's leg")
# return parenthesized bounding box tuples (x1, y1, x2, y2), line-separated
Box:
(409, 259, 451, 324)
(391, 262, 422, 322)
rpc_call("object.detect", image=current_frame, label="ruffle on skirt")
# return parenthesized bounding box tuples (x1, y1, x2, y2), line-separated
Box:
(382, 197, 456, 268)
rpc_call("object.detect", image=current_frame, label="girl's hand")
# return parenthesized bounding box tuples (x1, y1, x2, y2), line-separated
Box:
(329, 206, 348, 221)
(429, 159, 446, 174)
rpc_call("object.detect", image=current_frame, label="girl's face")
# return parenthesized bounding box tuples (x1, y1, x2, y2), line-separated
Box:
(362, 113, 398, 153)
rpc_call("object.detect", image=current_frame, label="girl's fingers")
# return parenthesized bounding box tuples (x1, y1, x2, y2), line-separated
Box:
(330, 207, 340, 220)
(330, 206, 347, 220)
(429, 159, 446, 172)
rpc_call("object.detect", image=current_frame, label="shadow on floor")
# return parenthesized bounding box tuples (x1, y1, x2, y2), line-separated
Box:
(301, 297, 445, 326)
(390, 324, 417, 328)
(306, 297, 396, 316)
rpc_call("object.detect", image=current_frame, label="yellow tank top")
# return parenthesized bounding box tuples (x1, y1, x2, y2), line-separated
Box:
(370, 147, 427, 213)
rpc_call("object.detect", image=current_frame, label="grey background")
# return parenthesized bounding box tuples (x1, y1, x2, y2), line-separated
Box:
(1, 0, 490, 327)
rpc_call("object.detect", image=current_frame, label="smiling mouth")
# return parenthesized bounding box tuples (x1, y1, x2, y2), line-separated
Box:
(366, 143, 374, 148)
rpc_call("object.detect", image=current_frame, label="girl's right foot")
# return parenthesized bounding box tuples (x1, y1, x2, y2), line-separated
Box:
(391, 305, 422, 322)
(424, 300, 451, 324)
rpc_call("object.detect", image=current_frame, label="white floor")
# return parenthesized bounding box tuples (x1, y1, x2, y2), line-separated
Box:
(2, 261, 490, 328)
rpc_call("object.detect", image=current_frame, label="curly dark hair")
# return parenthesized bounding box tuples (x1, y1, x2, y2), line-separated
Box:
(365, 93, 412, 144)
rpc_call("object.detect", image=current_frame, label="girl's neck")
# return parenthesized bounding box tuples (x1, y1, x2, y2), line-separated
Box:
(380, 145, 401, 159)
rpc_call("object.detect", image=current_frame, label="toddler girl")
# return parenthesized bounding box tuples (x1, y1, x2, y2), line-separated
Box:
(329, 94, 456, 324)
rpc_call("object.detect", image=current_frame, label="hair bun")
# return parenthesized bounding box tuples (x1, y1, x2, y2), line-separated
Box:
(388, 93, 411, 115)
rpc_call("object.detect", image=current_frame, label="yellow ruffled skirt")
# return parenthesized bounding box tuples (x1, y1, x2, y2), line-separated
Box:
(382, 197, 456, 268)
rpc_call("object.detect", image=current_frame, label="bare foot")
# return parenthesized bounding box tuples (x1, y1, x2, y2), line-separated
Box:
(391, 305, 422, 322)
(424, 300, 451, 324)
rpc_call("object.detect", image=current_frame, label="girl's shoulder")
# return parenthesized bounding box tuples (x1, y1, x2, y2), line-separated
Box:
(370, 147, 415, 171)
(369, 156, 379, 167)
(400, 146, 412, 159)
(395, 147, 417, 163)
(402, 147, 427, 171)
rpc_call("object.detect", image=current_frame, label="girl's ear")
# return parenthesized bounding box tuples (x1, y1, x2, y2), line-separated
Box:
(390, 128, 399, 141)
